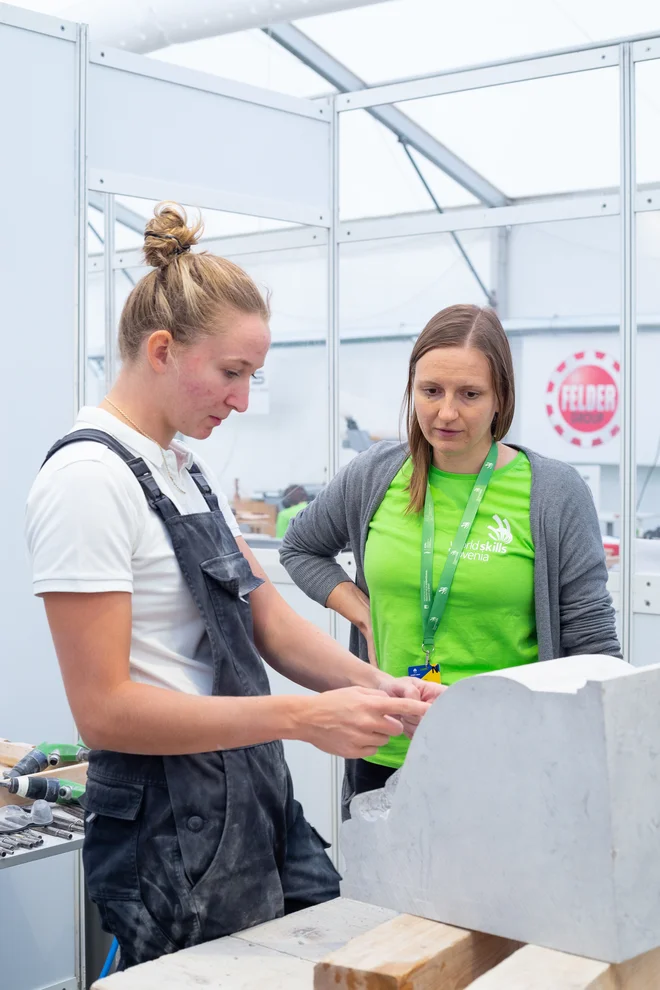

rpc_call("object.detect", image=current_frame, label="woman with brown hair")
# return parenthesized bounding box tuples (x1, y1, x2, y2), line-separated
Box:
(281, 304, 620, 814)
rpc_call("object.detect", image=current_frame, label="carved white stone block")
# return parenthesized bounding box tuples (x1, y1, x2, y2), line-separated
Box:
(341, 655, 660, 963)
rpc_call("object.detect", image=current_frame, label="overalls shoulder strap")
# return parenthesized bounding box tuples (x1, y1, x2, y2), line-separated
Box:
(187, 461, 220, 512)
(42, 428, 181, 521)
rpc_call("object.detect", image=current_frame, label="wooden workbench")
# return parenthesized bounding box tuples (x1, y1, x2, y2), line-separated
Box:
(91, 896, 660, 989)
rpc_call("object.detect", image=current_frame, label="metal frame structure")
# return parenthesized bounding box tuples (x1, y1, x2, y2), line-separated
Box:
(326, 33, 660, 667)
(619, 44, 637, 669)
(74, 26, 90, 989)
(265, 22, 506, 207)
(327, 99, 343, 855)
(91, 28, 660, 671)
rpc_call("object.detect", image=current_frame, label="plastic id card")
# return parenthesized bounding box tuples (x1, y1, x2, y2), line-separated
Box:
(408, 663, 441, 683)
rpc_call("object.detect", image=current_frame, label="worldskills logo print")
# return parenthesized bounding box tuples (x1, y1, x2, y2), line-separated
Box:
(462, 516, 513, 561)
(487, 515, 513, 546)
(546, 350, 620, 448)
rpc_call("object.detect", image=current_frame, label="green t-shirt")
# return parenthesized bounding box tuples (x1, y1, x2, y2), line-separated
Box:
(364, 451, 538, 769)
(276, 502, 308, 539)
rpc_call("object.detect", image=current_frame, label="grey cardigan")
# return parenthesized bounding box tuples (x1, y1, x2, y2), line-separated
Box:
(280, 441, 621, 665)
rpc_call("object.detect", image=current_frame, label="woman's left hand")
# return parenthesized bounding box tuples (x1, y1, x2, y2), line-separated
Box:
(374, 673, 447, 738)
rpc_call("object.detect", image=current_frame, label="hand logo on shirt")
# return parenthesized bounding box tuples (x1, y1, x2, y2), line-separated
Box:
(487, 515, 513, 545)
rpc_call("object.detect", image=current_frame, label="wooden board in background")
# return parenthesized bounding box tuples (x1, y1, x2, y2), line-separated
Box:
(0, 738, 34, 768)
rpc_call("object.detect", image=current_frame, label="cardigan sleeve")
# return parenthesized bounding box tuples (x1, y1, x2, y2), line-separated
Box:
(279, 458, 357, 607)
(557, 471, 622, 659)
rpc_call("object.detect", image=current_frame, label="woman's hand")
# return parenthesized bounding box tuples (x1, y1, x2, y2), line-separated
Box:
(362, 619, 379, 668)
(325, 582, 380, 666)
(297, 687, 430, 758)
(375, 672, 447, 738)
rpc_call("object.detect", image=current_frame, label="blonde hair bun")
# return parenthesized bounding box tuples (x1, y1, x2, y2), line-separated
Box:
(143, 202, 203, 269)
(119, 199, 269, 360)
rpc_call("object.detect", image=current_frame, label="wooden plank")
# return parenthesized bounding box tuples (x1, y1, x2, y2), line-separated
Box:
(464, 943, 660, 989)
(464, 945, 612, 990)
(233, 896, 399, 962)
(314, 913, 520, 990)
(92, 934, 314, 989)
(0, 738, 33, 768)
(617, 945, 660, 987)
(0, 761, 88, 808)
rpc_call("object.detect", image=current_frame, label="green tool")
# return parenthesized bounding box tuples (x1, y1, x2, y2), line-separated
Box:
(3, 742, 90, 779)
(0, 775, 86, 804)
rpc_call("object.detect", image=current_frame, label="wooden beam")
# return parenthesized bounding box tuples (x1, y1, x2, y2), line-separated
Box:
(618, 945, 660, 987)
(0, 738, 34, 768)
(464, 946, 612, 990)
(314, 913, 520, 990)
(464, 943, 660, 989)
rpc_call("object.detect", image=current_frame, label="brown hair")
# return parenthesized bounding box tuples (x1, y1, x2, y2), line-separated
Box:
(118, 202, 270, 360)
(402, 304, 515, 513)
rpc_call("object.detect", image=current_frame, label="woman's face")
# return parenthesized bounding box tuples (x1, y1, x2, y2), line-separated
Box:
(159, 311, 271, 440)
(413, 345, 499, 465)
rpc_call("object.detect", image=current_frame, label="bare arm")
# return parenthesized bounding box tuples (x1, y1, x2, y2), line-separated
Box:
(42, 590, 429, 759)
(240, 540, 444, 728)
(325, 580, 378, 667)
(239, 539, 381, 690)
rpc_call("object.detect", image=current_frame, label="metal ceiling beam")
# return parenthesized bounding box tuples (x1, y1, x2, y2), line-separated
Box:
(88, 191, 146, 235)
(264, 22, 508, 208)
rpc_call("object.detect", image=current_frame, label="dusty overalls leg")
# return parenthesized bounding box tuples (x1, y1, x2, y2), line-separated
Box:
(42, 431, 340, 971)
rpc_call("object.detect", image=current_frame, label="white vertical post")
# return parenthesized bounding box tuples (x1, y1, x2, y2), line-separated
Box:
(74, 22, 88, 414)
(620, 42, 636, 664)
(492, 227, 510, 317)
(103, 192, 116, 394)
(328, 96, 343, 863)
(74, 26, 89, 989)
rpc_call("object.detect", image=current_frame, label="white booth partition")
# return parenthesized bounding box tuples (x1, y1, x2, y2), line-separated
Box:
(0, 8, 84, 990)
(86, 47, 331, 227)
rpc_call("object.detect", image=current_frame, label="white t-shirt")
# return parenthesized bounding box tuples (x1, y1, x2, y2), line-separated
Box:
(25, 406, 241, 697)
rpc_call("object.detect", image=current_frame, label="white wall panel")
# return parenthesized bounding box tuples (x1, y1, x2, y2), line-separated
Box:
(0, 13, 79, 990)
(87, 48, 330, 226)
(0, 16, 77, 777)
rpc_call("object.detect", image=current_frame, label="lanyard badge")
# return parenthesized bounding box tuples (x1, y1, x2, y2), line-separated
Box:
(408, 441, 498, 685)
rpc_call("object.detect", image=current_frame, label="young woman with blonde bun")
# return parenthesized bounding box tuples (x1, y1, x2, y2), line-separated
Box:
(26, 204, 431, 969)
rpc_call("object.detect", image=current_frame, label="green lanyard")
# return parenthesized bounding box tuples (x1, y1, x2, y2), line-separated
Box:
(420, 441, 498, 669)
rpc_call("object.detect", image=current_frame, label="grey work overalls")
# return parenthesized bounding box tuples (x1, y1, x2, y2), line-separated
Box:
(43, 430, 340, 970)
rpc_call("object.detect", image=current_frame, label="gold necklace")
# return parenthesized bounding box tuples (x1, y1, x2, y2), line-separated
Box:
(103, 396, 188, 495)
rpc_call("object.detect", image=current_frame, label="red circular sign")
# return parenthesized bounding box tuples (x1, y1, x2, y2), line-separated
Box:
(546, 350, 620, 448)
(557, 365, 618, 433)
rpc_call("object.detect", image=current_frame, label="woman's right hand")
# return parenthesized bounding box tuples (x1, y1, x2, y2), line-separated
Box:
(362, 619, 379, 668)
(296, 687, 430, 758)
(325, 582, 379, 667)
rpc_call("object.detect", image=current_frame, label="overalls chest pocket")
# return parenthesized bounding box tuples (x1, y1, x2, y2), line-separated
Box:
(200, 552, 264, 638)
